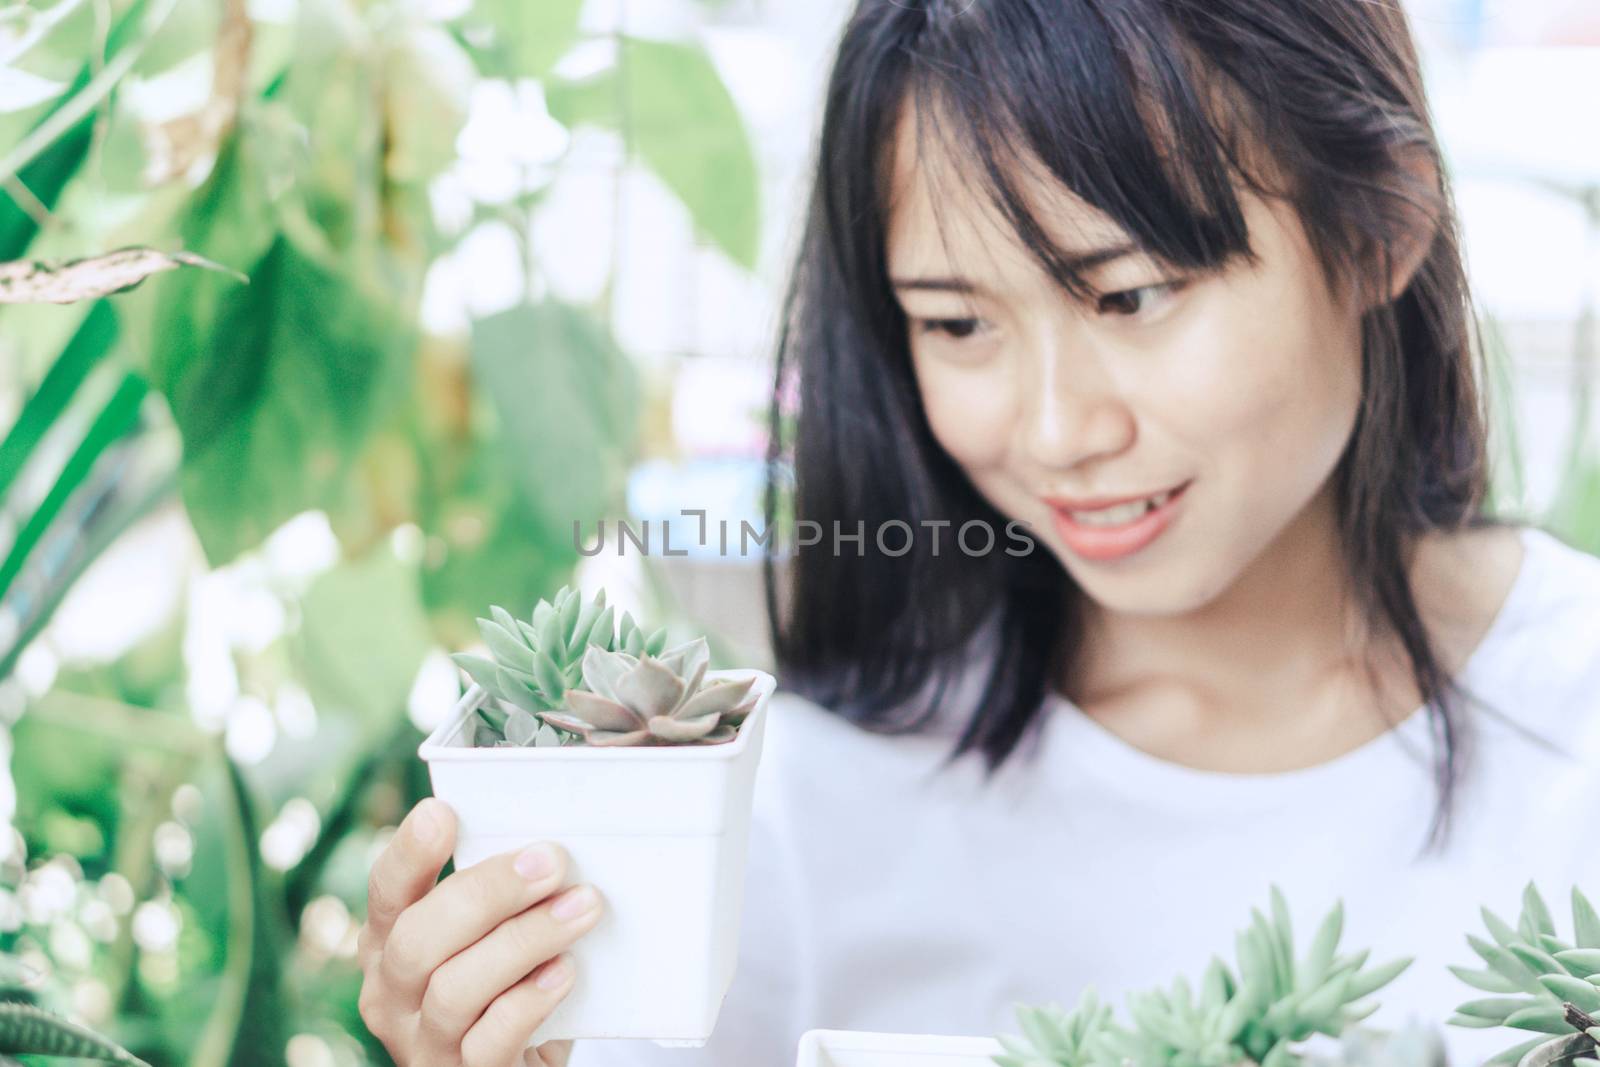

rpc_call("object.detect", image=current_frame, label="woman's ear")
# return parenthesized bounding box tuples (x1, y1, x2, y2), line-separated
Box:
(1375, 144, 1443, 307)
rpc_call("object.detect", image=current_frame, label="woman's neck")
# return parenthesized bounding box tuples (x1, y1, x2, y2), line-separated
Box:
(1056, 491, 1523, 773)
(1062, 489, 1414, 771)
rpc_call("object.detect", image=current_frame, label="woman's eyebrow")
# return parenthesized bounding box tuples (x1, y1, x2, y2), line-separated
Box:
(890, 242, 1141, 292)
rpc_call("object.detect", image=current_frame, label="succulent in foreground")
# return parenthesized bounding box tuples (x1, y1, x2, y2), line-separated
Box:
(995, 887, 1412, 1067)
(541, 638, 757, 747)
(1448, 884, 1600, 1067)
(0, 951, 149, 1064)
(452, 586, 668, 745)
(994, 989, 1119, 1067)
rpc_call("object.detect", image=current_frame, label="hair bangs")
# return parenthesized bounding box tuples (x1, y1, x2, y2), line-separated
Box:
(895, 0, 1257, 299)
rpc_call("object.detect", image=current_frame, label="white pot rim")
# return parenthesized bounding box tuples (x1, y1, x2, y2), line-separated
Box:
(418, 668, 776, 764)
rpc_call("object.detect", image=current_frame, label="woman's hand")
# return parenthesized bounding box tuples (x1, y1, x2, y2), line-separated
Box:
(358, 798, 604, 1067)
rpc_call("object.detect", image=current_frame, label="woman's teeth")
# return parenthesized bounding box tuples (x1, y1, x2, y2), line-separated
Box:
(1067, 488, 1176, 527)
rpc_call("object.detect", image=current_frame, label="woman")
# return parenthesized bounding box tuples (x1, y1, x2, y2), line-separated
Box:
(356, 1, 1600, 1065)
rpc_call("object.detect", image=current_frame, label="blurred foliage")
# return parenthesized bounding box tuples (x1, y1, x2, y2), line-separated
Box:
(0, 0, 760, 1064)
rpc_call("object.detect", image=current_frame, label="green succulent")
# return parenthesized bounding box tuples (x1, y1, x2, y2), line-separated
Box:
(994, 988, 1119, 1067)
(452, 586, 668, 745)
(996, 888, 1411, 1067)
(0, 951, 148, 1064)
(1449, 884, 1600, 1067)
(540, 638, 758, 747)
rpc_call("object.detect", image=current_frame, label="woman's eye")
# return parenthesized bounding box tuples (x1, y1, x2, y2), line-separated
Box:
(917, 317, 984, 339)
(1095, 281, 1182, 317)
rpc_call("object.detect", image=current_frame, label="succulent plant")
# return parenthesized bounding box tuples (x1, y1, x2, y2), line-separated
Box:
(452, 586, 668, 745)
(996, 888, 1412, 1067)
(540, 638, 758, 747)
(1448, 884, 1600, 1067)
(0, 950, 149, 1064)
(994, 988, 1119, 1067)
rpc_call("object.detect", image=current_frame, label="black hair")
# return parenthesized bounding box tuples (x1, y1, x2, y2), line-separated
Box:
(763, 0, 1518, 851)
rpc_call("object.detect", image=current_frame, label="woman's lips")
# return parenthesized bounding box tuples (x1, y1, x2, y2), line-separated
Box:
(1043, 483, 1196, 566)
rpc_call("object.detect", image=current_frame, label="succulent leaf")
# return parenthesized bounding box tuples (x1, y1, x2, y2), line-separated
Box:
(613, 655, 688, 713)
(1504, 1005, 1573, 1034)
(456, 588, 654, 744)
(584, 604, 616, 654)
(1523, 884, 1558, 942)
(504, 710, 541, 746)
(1575, 891, 1600, 950)
(1451, 964, 1524, 995)
(1558, 951, 1600, 974)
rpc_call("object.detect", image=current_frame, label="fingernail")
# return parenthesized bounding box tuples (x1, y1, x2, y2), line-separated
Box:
(551, 885, 599, 923)
(411, 801, 441, 845)
(514, 844, 556, 881)
(535, 954, 572, 990)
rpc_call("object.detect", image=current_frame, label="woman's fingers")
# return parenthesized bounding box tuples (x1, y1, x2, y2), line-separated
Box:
(419, 885, 605, 1042)
(379, 842, 574, 1012)
(361, 799, 456, 966)
(459, 955, 577, 1067)
(525, 1042, 574, 1067)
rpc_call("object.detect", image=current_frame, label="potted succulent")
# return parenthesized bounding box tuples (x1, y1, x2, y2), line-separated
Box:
(418, 586, 776, 1047)
(1447, 885, 1600, 1067)
(796, 888, 1429, 1067)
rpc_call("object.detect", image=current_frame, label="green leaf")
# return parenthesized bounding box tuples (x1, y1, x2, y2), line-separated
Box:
(1524, 884, 1559, 942)
(0, 372, 147, 605)
(460, 0, 583, 80)
(583, 604, 615, 652)
(1513, 944, 1571, 981)
(1451, 964, 1525, 994)
(477, 617, 535, 673)
(533, 650, 567, 703)
(1539, 975, 1600, 1014)
(295, 545, 433, 734)
(1505, 1005, 1576, 1035)
(0, 1000, 149, 1064)
(1575, 891, 1600, 950)
(558, 588, 582, 648)
(1484, 907, 1524, 951)
(1457, 998, 1536, 1023)
(470, 301, 636, 552)
(1558, 950, 1600, 975)
(1346, 956, 1412, 1001)
(0, 300, 116, 501)
(1298, 901, 1343, 989)
(156, 237, 412, 565)
(451, 652, 502, 692)
(492, 667, 543, 713)
(547, 37, 760, 269)
(489, 604, 520, 636)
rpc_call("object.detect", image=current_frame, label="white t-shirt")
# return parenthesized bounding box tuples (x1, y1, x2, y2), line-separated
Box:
(572, 525, 1600, 1067)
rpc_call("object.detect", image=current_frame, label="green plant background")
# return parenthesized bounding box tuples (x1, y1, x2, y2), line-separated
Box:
(0, 0, 761, 1063)
(0, 2, 1595, 1067)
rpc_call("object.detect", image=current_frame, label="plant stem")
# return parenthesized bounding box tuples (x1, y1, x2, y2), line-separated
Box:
(1565, 1003, 1598, 1033)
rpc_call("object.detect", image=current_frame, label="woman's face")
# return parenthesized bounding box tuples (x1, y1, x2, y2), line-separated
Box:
(886, 109, 1368, 616)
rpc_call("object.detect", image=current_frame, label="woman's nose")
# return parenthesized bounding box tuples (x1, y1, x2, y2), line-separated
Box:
(1018, 341, 1135, 470)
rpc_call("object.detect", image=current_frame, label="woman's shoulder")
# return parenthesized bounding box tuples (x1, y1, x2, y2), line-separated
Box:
(1492, 524, 1600, 653)
(1469, 523, 1600, 751)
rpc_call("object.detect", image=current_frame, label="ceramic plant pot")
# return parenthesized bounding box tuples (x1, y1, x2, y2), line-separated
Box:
(795, 1029, 1004, 1067)
(418, 669, 775, 1048)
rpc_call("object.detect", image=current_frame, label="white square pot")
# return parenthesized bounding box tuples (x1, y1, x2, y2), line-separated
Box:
(418, 669, 775, 1047)
(796, 1029, 1004, 1067)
